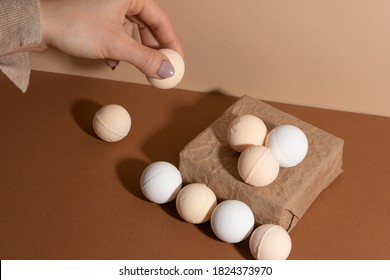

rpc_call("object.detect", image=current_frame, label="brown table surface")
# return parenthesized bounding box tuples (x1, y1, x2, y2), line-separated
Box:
(1, 71, 389, 260)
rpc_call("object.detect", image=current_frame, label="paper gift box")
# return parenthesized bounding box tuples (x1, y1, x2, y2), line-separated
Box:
(179, 96, 344, 231)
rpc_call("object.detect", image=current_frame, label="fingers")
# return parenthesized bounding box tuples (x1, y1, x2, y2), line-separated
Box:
(112, 32, 173, 79)
(105, 18, 135, 70)
(129, 16, 160, 49)
(106, 0, 183, 78)
(127, 0, 184, 57)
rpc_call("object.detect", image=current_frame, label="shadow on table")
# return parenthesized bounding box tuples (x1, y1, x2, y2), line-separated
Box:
(142, 90, 238, 165)
(71, 99, 102, 139)
(116, 157, 149, 201)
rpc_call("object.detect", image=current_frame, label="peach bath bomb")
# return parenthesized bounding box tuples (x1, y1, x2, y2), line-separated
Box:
(148, 49, 185, 89)
(227, 115, 268, 153)
(265, 124, 308, 167)
(249, 224, 292, 260)
(93, 104, 131, 142)
(211, 200, 254, 243)
(140, 161, 182, 204)
(176, 183, 217, 224)
(237, 145, 279, 187)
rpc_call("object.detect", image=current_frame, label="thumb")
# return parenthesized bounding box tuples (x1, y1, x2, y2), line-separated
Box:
(114, 36, 174, 79)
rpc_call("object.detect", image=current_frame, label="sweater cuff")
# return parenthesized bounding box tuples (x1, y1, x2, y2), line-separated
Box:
(0, 53, 31, 92)
(0, 0, 42, 93)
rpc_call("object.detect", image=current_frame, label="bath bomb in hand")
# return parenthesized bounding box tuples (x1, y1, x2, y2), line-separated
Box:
(238, 145, 279, 187)
(265, 124, 308, 167)
(93, 104, 131, 142)
(176, 183, 217, 224)
(140, 161, 182, 204)
(227, 115, 268, 153)
(249, 224, 292, 260)
(148, 49, 185, 89)
(211, 200, 254, 243)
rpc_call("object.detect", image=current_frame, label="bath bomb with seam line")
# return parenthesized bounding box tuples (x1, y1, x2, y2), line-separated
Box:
(227, 115, 268, 153)
(176, 183, 217, 224)
(140, 161, 182, 204)
(147, 48, 185, 89)
(265, 124, 308, 167)
(93, 104, 131, 142)
(237, 145, 279, 187)
(249, 224, 292, 260)
(210, 200, 255, 243)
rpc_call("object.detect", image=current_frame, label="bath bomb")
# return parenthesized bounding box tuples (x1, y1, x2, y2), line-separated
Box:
(140, 161, 182, 204)
(265, 124, 308, 167)
(176, 183, 217, 224)
(237, 145, 279, 187)
(227, 115, 268, 153)
(249, 224, 292, 260)
(211, 200, 254, 243)
(93, 104, 131, 142)
(148, 49, 185, 89)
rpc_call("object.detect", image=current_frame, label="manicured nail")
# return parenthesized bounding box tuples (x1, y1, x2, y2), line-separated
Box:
(157, 60, 175, 79)
(107, 59, 119, 70)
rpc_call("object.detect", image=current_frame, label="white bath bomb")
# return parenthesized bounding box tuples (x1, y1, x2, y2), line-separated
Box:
(148, 48, 185, 89)
(227, 115, 268, 153)
(93, 104, 131, 142)
(176, 183, 217, 224)
(265, 125, 308, 167)
(211, 200, 254, 243)
(140, 161, 182, 204)
(249, 224, 292, 260)
(237, 145, 280, 187)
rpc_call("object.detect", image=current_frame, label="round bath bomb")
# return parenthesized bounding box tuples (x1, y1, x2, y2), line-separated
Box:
(237, 145, 279, 187)
(210, 200, 254, 243)
(249, 224, 292, 260)
(227, 115, 268, 153)
(93, 104, 131, 142)
(140, 161, 182, 204)
(176, 183, 217, 224)
(265, 124, 308, 167)
(147, 49, 185, 89)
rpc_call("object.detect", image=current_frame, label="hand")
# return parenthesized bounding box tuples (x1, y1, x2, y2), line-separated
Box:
(38, 0, 183, 78)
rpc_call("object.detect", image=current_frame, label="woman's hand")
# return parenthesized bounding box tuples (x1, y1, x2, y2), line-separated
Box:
(39, 0, 183, 78)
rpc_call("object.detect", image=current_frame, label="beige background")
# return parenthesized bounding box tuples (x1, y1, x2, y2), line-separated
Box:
(30, 0, 390, 117)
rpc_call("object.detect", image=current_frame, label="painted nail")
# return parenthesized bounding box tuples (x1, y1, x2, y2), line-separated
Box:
(106, 59, 119, 70)
(157, 60, 175, 79)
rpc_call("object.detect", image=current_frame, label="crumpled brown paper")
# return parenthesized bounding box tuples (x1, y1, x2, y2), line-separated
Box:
(179, 96, 344, 231)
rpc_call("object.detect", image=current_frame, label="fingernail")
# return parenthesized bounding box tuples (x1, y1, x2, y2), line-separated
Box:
(157, 60, 175, 79)
(107, 59, 119, 70)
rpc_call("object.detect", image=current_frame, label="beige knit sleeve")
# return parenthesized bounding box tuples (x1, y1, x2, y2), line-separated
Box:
(0, 0, 42, 93)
